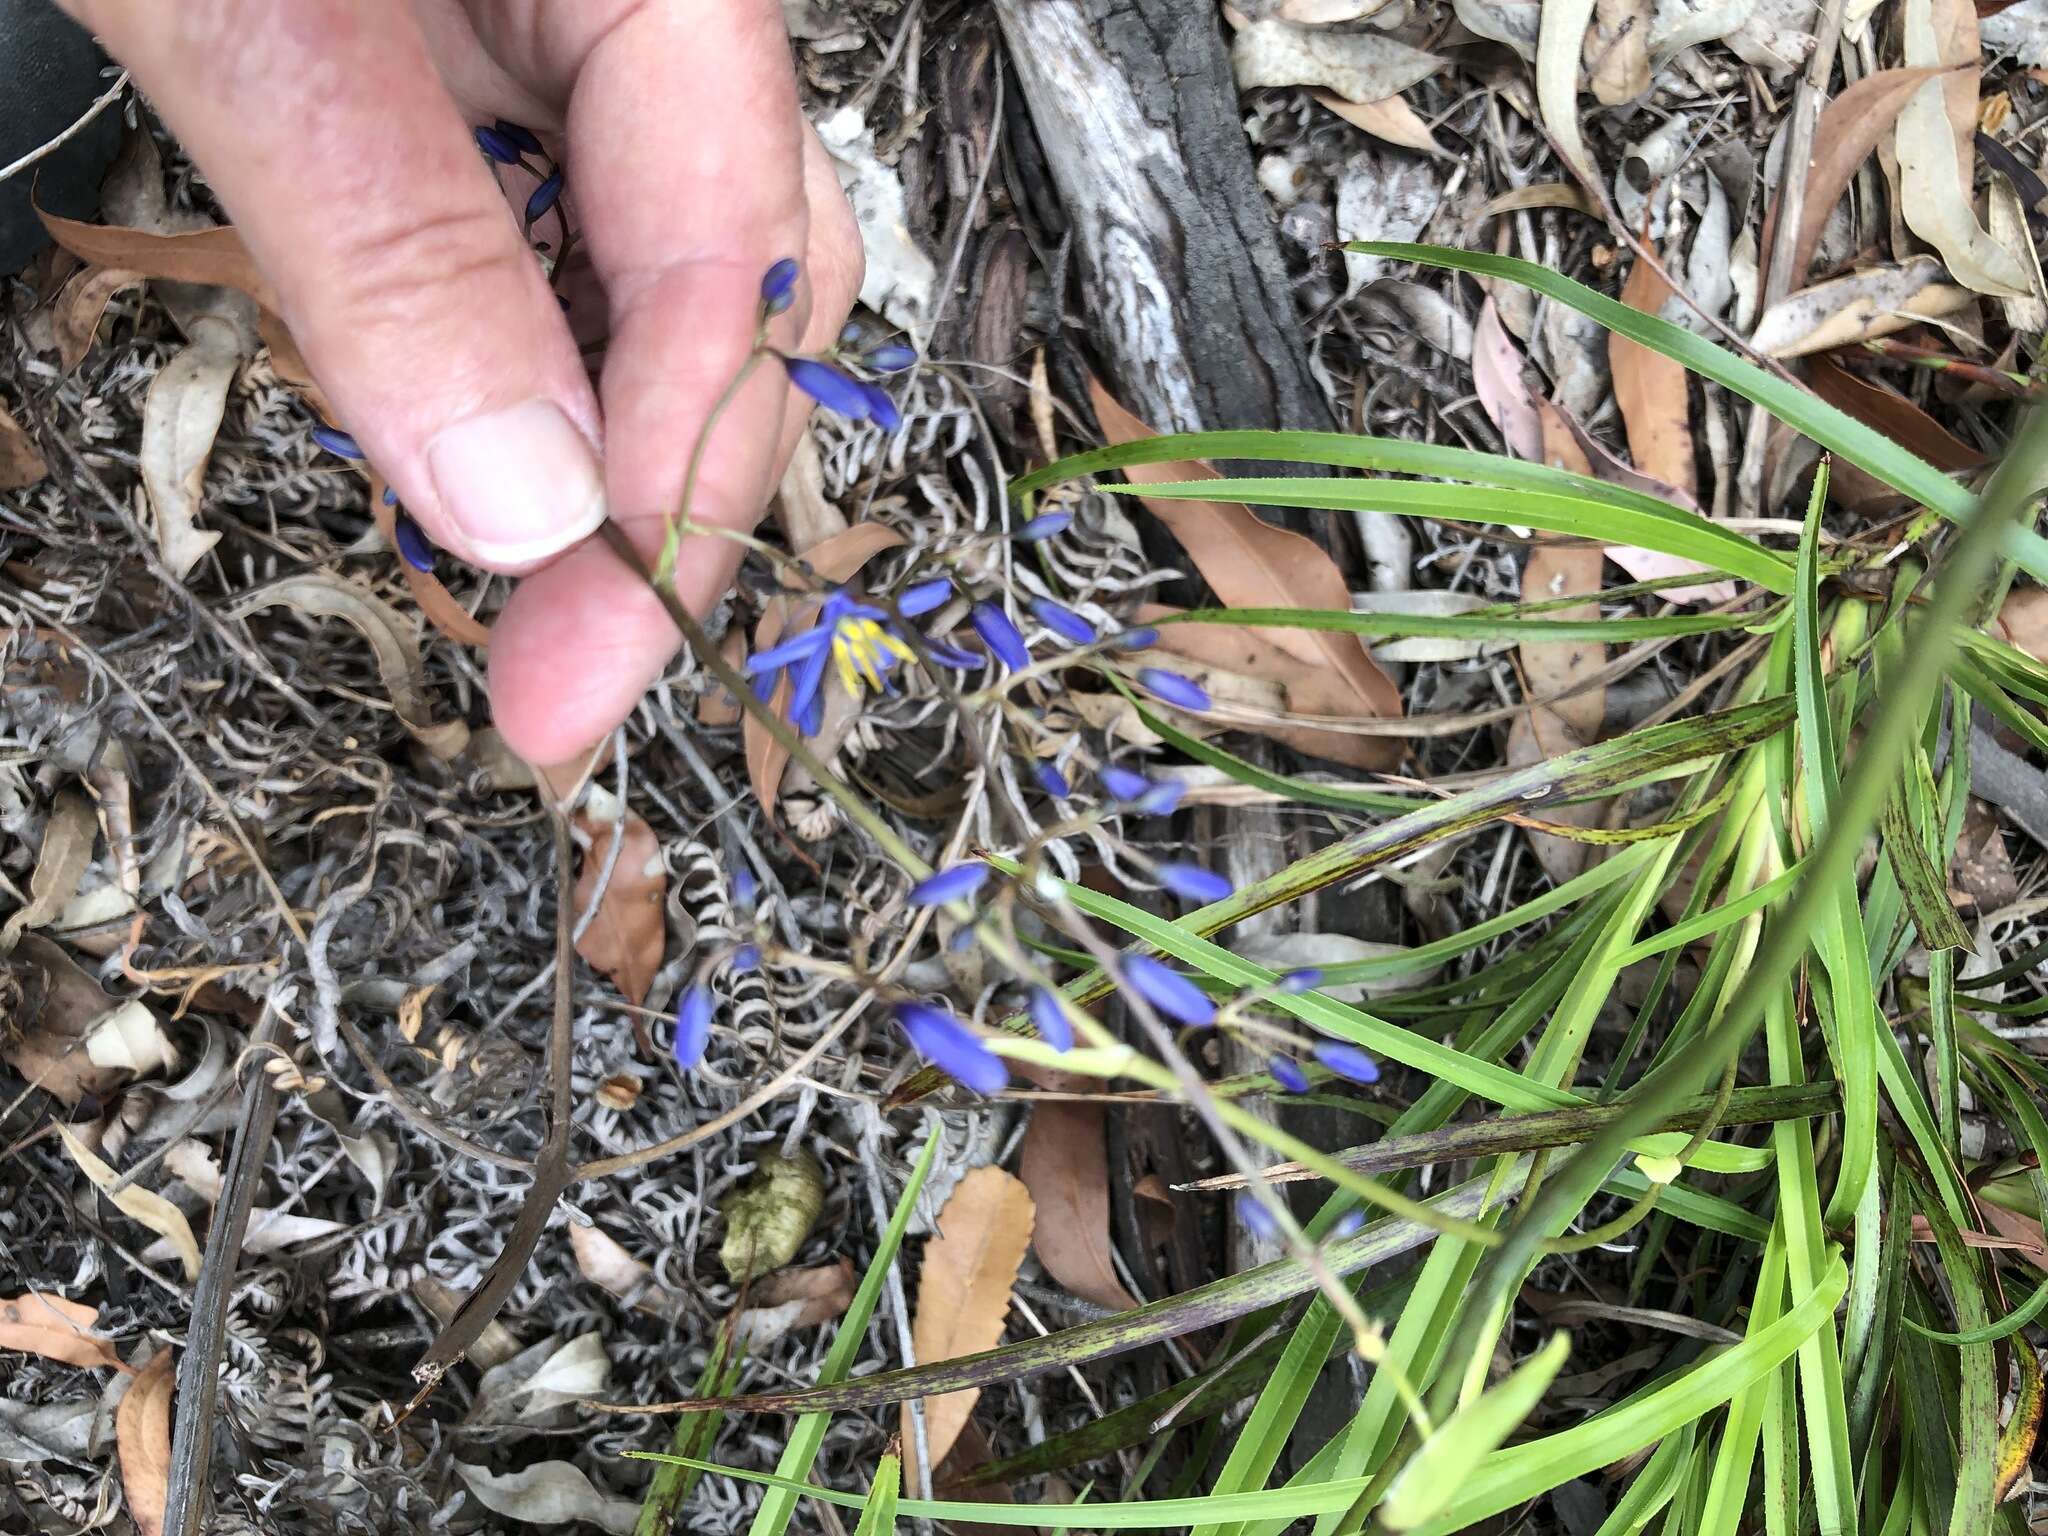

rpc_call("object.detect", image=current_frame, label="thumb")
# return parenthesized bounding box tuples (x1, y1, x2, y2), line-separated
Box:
(74, 0, 603, 569)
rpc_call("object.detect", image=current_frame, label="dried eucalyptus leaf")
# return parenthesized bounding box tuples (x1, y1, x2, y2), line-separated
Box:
(1232, 17, 1443, 102)
(1, 788, 96, 954)
(2, 935, 159, 1105)
(720, 1149, 826, 1284)
(455, 1460, 638, 1534)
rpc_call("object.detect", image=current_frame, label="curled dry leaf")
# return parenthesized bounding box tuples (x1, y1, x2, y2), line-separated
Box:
(455, 1460, 639, 1535)
(56, 1125, 202, 1280)
(1230, 16, 1444, 102)
(0, 788, 96, 955)
(744, 521, 909, 816)
(43, 262, 144, 372)
(3, 934, 172, 1105)
(156, 1141, 344, 1259)
(0, 1292, 124, 1372)
(37, 208, 278, 312)
(140, 316, 247, 580)
(226, 574, 468, 758)
(570, 811, 666, 1008)
(116, 1350, 173, 1536)
(721, 1149, 826, 1284)
(569, 1220, 675, 1319)
(1312, 90, 1447, 158)
(1611, 260, 1697, 501)
(1090, 383, 1403, 745)
(904, 1165, 1035, 1485)
(1586, 0, 1651, 105)
(1748, 258, 1976, 358)
(1535, 0, 1599, 188)
(1135, 603, 1396, 771)
(1017, 1067, 1137, 1312)
(0, 401, 46, 490)
(732, 1258, 857, 1350)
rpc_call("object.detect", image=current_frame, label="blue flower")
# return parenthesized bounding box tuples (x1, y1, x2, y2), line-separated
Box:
(1028, 987, 1073, 1052)
(731, 943, 762, 975)
(674, 987, 714, 1070)
(760, 258, 800, 315)
(475, 124, 521, 164)
(393, 512, 434, 572)
(909, 863, 991, 906)
(1157, 862, 1232, 903)
(1031, 598, 1098, 646)
(524, 169, 564, 224)
(1035, 763, 1071, 800)
(382, 486, 398, 506)
(1015, 511, 1072, 542)
(495, 120, 544, 155)
(1236, 1193, 1281, 1241)
(896, 1002, 1007, 1093)
(859, 382, 902, 433)
(866, 341, 918, 373)
(897, 578, 954, 616)
(1118, 628, 1160, 651)
(783, 355, 874, 421)
(1270, 1055, 1310, 1094)
(1330, 1209, 1366, 1239)
(746, 587, 930, 732)
(1136, 779, 1187, 816)
(1313, 1041, 1380, 1085)
(1139, 668, 1211, 712)
(1119, 955, 1215, 1026)
(1099, 765, 1152, 802)
(310, 424, 362, 459)
(731, 863, 759, 909)
(924, 641, 986, 670)
(971, 602, 1031, 671)
(1277, 968, 1323, 994)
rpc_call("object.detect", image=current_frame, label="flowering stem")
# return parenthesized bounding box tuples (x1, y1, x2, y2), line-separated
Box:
(657, 349, 770, 587)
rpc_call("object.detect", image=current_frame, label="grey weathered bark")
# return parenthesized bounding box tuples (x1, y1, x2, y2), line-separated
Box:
(991, 0, 1337, 440)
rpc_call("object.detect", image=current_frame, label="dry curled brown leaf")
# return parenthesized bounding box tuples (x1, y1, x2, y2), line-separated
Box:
(0, 400, 47, 490)
(0, 1292, 126, 1372)
(58, 1125, 202, 1280)
(38, 208, 278, 312)
(43, 262, 144, 372)
(570, 812, 666, 1008)
(117, 1350, 174, 1536)
(903, 1166, 1034, 1484)
(1017, 1069, 1137, 1312)
(733, 1259, 857, 1349)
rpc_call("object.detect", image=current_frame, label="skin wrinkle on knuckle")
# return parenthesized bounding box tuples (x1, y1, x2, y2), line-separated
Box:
(315, 203, 540, 349)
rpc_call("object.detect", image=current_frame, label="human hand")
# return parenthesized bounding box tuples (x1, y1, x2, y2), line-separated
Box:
(61, 0, 862, 764)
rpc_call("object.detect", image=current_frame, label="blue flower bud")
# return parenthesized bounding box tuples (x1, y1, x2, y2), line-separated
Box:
(310, 424, 362, 460)
(858, 382, 902, 433)
(971, 602, 1031, 671)
(1117, 627, 1161, 651)
(1035, 763, 1071, 800)
(524, 169, 564, 224)
(783, 355, 874, 421)
(1014, 511, 1072, 542)
(731, 943, 762, 975)
(731, 863, 759, 909)
(382, 485, 398, 505)
(1031, 598, 1098, 646)
(1139, 668, 1211, 712)
(1269, 1055, 1310, 1094)
(1236, 1193, 1282, 1241)
(393, 512, 434, 573)
(495, 120, 544, 155)
(908, 862, 991, 907)
(1099, 765, 1151, 802)
(896, 1002, 1007, 1094)
(897, 578, 954, 616)
(1028, 987, 1073, 1052)
(1156, 862, 1232, 904)
(1118, 954, 1215, 1026)
(1135, 779, 1187, 816)
(674, 987, 714, 1070)
(1331, 1210, 1366, 1239)
(1313, 1041, 1380, 1085)
(1277, 968, 1323, 994)
(760, 257, 801, 315)
(866, 341, 918, 372)
(924, 641, 985, 670)
(475, 125, 521, 164)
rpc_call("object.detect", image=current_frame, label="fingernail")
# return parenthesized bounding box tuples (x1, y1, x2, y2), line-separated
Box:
(427, 399, 605, 564)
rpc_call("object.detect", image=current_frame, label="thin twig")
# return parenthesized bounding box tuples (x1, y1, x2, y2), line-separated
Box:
(0, 71, 128, 185)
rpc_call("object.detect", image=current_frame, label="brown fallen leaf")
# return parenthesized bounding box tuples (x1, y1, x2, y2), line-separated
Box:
(1135, 603, 1396, 771)
(43, 262, 144, 371)
(1471, 298, 1544, 462)
(1611, 260, 1696, 502)
(1312, 90, 1447, 157)
(141, 315, 253, 580)
(58, 1125, 203, 1280)
(1585, 0, 1650, 106)
(1953, 797, 2018, 912)
(1017, 1068, 1138, 1312)
(1, 787, 96, 954)
(569, 1221, 675, 1319)
(571, 812, 665, 1008)
(1, 935, 166, 1106)
(0, 400, 47, 490)
(0, 1292, 126, 1372)
(903, 1166, 1034, 1486)
(117, 1350, 174, 1536)
(744, 521, 909, 816)
(1749, 259, 1977, 358)
(1765, 66, 1955, 282)
(1806, 357, 1984, 474)
(37, 209, 278, 313)
(733, 1259, 857, 1349)
(1996, 585, 2048, 665)
(1089, 383, 1403, 734)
